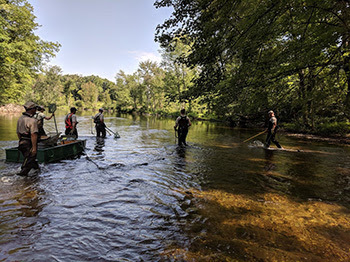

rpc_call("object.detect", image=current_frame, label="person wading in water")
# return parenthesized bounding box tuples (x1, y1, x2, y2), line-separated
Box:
(34, 105, 54, 138)
(16, 102, 40, 176)
(65, 107, 78, 139)
(93, 108, 106, 138)
(265, 110, 282, 149)
(174, 109, 192, 146)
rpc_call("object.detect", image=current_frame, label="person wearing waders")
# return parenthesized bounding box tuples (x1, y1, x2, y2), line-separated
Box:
(65, 107, 78, 138)
(265, 110, 282, 149)
(174, 109, 192, 146)
(93, 108, 106, 138)
(34, 105, 54, 137)
(16, 102, 40, 176)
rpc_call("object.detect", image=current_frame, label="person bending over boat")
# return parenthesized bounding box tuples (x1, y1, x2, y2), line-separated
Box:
(265, 110, 282, 149)
(16, 102, 40, 176)
(174, 109, 192, 146)
(65, 107, 78, 139)
(34, 105, 54, 137)
(93, 108, 106, 138)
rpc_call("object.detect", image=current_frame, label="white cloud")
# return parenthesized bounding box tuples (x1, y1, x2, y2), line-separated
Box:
(129, 51, 162, 64)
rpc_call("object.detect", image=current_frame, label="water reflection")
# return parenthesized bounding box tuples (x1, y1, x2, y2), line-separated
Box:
(0, 174, 47, 259)
(263, 149, 275, 172)
(175, 145, 187, 159)
(94, 137, 105, 153)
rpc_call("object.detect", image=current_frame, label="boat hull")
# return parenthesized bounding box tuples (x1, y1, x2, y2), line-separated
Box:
(5, 140, 86, 163)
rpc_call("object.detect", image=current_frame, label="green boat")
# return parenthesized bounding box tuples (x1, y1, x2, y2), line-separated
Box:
(5, 139, 86, 164)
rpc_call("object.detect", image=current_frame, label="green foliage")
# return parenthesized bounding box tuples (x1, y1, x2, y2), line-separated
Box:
(282, 121, 350, 136)
(28, 65, 64, 106)
(74, 100, 84, 108)
(282, 122, 309, 133)
(154, 0, 350, 134)
(0, 0, 59, 104)
(79, 82, 98, 109)
(4, 0, 349, 137)
(316, 122, 350, 136)
(23, 66, 120, 110)
(115, 70, 141, 110)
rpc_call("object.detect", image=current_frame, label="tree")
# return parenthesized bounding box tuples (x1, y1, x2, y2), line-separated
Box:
(115, 70, 136, 110)
(160, 38, 198, 111)
(79, 82, 98, 109)
(137, 60, 165, 112)
(155, 0, 350, 126)
(0, 0, 60, 104)
(30, 65, 64, 106)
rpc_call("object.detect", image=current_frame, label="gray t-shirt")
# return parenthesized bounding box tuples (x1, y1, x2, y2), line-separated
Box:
(268, 116, 277, 131)
(94, 113, 104, 123)
(17, 114, 38, 135)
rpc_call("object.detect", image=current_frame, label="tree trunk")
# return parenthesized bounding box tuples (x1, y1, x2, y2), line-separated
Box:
(339, 0, 350, 118)
(298, 69, 308, 126)
(308, 68, 316, 130)
(343, 40, 350, 116)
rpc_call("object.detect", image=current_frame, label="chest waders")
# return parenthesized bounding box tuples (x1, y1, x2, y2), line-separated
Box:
(177, 116, 189, 146)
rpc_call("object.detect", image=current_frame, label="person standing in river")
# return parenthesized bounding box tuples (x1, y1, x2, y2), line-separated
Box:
(65, 107, 78, 138)
(16, 101, 40, 176)
(93, 108, 106, 138)
(174, 109, 192, 146)
(34, 105, 54, 137)
(265, 110, 282, 149)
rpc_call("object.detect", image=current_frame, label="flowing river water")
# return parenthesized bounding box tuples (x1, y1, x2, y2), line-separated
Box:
(0, 112, 349, 261)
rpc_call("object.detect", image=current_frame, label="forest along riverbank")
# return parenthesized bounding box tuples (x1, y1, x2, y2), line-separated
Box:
(2, 103, 349, 145)
(0, 114, 350, 261)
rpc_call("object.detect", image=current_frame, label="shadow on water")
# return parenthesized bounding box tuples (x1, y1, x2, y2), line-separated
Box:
(0, 113, 350, 261)
(162, 134, 350, 261)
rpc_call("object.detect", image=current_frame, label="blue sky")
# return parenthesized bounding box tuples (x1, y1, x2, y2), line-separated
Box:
(27, 0, 173, 81)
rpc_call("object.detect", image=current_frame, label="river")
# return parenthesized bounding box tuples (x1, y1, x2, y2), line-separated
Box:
(0, 112, 349, 261)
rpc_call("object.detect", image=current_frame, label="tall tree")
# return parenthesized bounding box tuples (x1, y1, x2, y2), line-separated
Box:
(155, 0, 350, 124)
(0, 0, 59, 104)
(115, 70, 137, 110)
(79, 82, 98, 109)
(161, 38, 197, 109)
(30, 65, 64, 106)
(137, 60, 164, 112)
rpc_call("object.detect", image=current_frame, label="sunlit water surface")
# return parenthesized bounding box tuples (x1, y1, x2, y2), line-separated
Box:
(0, 112, 349, 261)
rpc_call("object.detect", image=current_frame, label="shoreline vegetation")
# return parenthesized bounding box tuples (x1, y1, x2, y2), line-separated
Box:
(2, 103, 349, 145)
(1, 1, 349, 150)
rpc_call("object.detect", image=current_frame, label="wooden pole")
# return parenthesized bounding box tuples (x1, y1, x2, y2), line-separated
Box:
(243, 130, 267, 143)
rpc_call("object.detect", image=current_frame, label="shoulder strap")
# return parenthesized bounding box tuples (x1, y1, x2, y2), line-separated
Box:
(65, 113, 74, 128)
(94, 113, 101, 121)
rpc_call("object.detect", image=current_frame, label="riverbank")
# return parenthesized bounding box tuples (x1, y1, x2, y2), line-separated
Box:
(285, 132, 350, 145)
(2, 103, 349, 145)
(0, 104, 23, 113)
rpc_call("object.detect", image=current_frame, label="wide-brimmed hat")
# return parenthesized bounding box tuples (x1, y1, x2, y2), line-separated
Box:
(99, 108, 104, 112)
(39, 106, 45, 111)
(23, 101, 37, 110)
